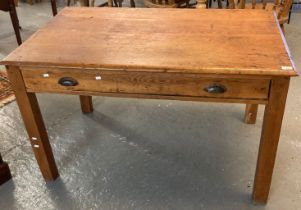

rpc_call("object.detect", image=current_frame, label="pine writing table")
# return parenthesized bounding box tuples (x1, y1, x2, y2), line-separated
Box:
(1, 8, 298, 204)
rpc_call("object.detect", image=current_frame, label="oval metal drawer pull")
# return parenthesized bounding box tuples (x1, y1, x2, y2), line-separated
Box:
(58, 77, 78, 86)
(204, 84, 226, 94)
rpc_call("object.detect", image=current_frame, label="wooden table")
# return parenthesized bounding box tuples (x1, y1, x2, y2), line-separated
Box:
(1, 8, 297, 204)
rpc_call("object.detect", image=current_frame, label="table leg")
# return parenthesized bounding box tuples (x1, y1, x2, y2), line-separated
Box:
(244, 104, 258, 124)
(79, 96, 93, 113)
(252, 77, 290, 204)
(6, 66, 59, 181)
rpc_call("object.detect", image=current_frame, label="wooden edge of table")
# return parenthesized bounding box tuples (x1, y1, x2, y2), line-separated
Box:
(19, 65, 281, 79)
(0, 63, 298, 79)
(0, 62, 298, 77)
(273, 12, 300, 76)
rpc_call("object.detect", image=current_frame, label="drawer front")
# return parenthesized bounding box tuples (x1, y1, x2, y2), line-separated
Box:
(21, 68, 270, 100)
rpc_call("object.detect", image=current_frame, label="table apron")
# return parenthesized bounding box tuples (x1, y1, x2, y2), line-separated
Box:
(20, 68, 271, 104)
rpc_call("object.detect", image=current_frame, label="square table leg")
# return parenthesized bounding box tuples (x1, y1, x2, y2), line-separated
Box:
(252, 77, 290, 204)
(6, 66, 59, 181)
(79, 95, 93, 113)
(244, 104, 258, 124)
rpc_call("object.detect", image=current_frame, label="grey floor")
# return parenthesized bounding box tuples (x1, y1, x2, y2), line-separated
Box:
(1, 1, 301, 210)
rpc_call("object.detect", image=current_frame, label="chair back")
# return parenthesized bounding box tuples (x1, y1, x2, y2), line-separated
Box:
(144, 0, 177, 7)
(226, 0, 293, 24)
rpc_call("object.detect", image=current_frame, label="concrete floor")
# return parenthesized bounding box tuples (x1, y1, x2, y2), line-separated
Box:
(1, 1, 301, 210)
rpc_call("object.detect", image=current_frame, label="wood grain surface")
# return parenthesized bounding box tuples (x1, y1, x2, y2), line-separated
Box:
(21, 68, 270, 99)
(6, 66, 59, 181)
(253, 77, 290, 203)
(79, 95, 93, 113)
(0, 8, 297, 76)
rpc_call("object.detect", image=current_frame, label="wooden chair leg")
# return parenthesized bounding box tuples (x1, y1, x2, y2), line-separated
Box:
(117, 0, 122, 7)
(79, 96, 93, 113)
(217, 0, 222, 8)
(0, 153, 12, 185)
(6, 66, 59, 181)
(244, 104, 258, 124)
(79, 0, 89, 6)
(130, 0, 135, 7)
(288, 4, 292, 24)
(50, 0, 57, 16)
(252, 77, 290, 203)
(9, 0, 22, 45)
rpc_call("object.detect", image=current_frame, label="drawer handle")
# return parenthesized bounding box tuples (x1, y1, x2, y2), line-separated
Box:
(204, 84, 226, 94)
(58, 77, 78, 86)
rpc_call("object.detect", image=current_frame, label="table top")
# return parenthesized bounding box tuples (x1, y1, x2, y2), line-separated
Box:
(1, 8, 297, 76)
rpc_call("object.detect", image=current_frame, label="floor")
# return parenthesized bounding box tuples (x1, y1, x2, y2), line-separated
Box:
(1, 1, 301, 210)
